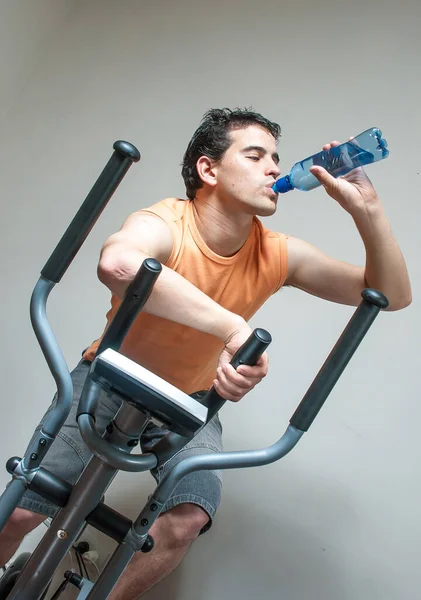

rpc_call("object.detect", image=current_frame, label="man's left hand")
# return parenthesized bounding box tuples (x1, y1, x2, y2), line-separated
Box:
(309, 140, 381, 215)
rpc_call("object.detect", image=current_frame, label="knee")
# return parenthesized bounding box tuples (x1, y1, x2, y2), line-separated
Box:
(156, 503, 210, 548)
(0, 508, 45, 542)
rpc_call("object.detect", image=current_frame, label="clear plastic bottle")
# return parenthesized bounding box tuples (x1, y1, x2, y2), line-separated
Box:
(272, 127, 389, 194)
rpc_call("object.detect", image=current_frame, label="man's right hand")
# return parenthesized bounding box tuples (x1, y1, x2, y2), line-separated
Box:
(213, 322, 269, 403)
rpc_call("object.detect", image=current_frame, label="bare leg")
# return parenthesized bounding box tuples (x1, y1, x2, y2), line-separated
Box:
(108, 503, 209, 600)
(0, 508, 46, 567)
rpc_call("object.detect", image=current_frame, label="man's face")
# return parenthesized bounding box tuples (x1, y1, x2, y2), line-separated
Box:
(213, 125, 281, 216)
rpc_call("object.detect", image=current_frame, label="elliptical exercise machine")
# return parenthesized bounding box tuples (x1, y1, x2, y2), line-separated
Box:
(0, 141, 389, 599)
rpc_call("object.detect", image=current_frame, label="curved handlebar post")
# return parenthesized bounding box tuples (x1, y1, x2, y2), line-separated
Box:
(290, 289, 389, 432)
(77, 374, 159, 472)
(136, 424, 304, 540)
(78, 414, 157, 472)
(41, 141, 140, 283)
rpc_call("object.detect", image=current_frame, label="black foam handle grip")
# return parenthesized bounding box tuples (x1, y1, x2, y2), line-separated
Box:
(41, 141, 141, 283)
(290, 289, 389, 432)
(95, 258, 162, 356)
(203, 328, 272, 423)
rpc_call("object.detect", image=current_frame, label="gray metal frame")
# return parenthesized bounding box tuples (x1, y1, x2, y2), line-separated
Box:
(3, 337, 305, 600)
(1, 282, 387, 600)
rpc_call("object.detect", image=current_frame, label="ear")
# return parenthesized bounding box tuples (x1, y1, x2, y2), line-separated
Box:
(196, 156, 218, 188)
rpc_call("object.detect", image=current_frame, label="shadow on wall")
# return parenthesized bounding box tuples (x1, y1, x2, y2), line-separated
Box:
(114, 472, 355, 600)
(133, 463, 405, 600)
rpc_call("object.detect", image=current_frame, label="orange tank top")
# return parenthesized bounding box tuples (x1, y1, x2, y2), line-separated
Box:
(83, 198, 288, 394)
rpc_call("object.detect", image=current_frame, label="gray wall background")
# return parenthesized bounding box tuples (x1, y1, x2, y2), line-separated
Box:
(0, 1, 419, 598)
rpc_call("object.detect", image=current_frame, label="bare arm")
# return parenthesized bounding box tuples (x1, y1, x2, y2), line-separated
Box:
(285, 140, 412, 312)
(286, 236, 367, 306)
(286, 225, 411, 311)
(98, 211, 245, 341)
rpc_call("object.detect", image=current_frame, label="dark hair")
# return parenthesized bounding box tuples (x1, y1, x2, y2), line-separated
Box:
(181, 107, 281, 200)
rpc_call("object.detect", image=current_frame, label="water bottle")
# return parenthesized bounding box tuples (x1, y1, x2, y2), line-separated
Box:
(272, 127, 389, 194)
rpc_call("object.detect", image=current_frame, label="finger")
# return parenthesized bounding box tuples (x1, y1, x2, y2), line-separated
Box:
(222, 364, 256, 389)
(218, 364, 258, 399)
(236, 362, 267, 379)
(213, 369, 251, 402)
(236, 353, 268, 376)
(323, 140, 340, 151)
(213, 380, 243, 402)
(309, 165, 338, 190)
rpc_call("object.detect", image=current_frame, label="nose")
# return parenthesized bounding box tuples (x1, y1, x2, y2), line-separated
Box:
(267, 159, 281, 179)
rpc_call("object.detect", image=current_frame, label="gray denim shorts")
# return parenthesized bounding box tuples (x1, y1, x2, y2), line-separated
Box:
(18, 361, 223, 533)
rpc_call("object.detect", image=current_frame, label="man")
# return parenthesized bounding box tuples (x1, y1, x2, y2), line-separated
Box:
(0, 108, 411, 599)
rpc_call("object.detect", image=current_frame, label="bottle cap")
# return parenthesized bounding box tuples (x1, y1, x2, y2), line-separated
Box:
(272, 175, 294, 193)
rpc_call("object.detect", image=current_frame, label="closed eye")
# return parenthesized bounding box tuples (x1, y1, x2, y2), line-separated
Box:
(247, 156, 260, 161)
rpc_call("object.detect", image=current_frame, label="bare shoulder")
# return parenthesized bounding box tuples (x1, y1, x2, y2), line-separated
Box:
(285, 235, 318, 282)
(102, 210, 174, 264)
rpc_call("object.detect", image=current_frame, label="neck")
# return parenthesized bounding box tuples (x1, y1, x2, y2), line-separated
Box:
(191, 194, 253, 257)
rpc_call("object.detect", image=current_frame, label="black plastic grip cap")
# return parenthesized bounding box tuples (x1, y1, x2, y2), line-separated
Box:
(361, 288, 389, 309)
(142, 257, 162, 274)
(230, 328, 272, 369)
(6, 457, 21, 474)
(113, 140, 141, 162)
